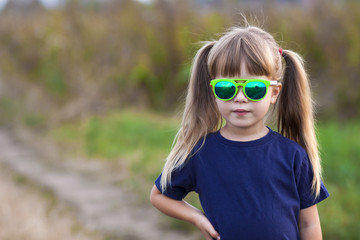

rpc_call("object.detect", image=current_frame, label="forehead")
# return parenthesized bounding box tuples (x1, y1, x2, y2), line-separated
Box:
(210, 50, 271, 79)
(215, 63, 270, 80)
(208, 30, 275, 80)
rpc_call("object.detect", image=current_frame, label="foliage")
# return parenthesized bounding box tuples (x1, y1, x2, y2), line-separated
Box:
(0, 0, 359, 122)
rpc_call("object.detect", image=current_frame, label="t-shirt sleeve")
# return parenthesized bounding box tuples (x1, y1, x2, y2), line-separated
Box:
(296, 155, 330, 209)
(155, 160, 195, 201)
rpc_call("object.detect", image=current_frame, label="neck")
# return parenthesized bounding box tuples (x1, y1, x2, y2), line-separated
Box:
(220, 124, 269, 142)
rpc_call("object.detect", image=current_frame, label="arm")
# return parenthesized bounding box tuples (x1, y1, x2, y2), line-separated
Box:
(150, 185, 220, 240)
(298, 205, 322, 240)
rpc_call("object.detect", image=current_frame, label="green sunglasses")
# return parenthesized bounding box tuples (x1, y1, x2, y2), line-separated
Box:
(210, 78, 278, 101)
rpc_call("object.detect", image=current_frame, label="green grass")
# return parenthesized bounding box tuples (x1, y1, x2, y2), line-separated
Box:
(51, 110, 360, 238)
(317, 122, 360, 239)
(52, 109, 181, 195)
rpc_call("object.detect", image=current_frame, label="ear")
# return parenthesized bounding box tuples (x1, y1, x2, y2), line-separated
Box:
(270, 83, 282, 104)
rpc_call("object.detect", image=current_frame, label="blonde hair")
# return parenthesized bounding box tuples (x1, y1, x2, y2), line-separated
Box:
(160, 26, 322, 198)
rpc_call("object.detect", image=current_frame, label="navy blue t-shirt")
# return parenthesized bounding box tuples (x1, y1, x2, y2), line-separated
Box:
(155, 128, 329, 240)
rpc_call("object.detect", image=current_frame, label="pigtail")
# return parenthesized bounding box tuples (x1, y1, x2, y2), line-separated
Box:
(160, 41, 222, 192)
(277, 50, 322, 198)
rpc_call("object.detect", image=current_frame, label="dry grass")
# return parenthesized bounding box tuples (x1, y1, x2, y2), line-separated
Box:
(0, 167, 104, 240)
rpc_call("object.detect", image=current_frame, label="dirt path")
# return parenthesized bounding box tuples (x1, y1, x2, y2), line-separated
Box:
(0, 166, 103, 240)
(0, 128, 200, 240)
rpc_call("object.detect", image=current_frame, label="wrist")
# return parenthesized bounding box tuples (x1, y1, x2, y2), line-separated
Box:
(178, 200, 203, 226)
(190, 210, 206, 227)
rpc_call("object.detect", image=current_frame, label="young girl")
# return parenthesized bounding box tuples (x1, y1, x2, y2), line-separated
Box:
(150, 25, 329, 240)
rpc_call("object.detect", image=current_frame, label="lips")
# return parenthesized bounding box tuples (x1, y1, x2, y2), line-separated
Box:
(233, 109, 249, 113)
(233, 109, 250, 116)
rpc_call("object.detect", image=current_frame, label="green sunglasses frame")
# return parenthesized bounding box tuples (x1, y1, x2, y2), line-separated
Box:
(210, 78, 278, 101)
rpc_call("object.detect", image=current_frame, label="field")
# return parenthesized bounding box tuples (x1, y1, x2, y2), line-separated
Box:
(1, 1, 359, 238)
(52, 109, 360, 239)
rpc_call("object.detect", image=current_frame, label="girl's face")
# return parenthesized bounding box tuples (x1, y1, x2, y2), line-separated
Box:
(213, 66, 281, 139)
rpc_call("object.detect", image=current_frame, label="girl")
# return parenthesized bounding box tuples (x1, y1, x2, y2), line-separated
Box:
(150, 25, 329, 240)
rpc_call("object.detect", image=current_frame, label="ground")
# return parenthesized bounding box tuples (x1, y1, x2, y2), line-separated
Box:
(0, 166, 103, 240)
(0, 128, 200, 240)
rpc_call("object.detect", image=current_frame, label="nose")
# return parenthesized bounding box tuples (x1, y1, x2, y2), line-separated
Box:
(233, 87, 248, 103)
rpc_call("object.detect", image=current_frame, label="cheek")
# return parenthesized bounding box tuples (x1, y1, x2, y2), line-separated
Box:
(253, 98, 272, 116)
(215, 99, 229, 114)
(215, 99, 222, 111)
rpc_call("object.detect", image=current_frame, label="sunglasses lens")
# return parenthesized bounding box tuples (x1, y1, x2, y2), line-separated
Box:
(215, 81, 236, 100)
(245, 81, 267, 100)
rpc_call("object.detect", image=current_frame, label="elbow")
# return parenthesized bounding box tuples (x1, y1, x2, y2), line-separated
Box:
(150, 185, 161, 206)
(149, 192, 156, 206)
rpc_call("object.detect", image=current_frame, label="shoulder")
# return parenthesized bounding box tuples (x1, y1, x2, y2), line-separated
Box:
(272, 130, 307, 154)
(180, 132, 218, 164)
(192, 131, 219, 152)
(183, 131, 220, 166)
(269, 130, 309, 168)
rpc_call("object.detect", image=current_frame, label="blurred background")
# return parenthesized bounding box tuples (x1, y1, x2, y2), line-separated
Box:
(0, 0, 359, 239)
